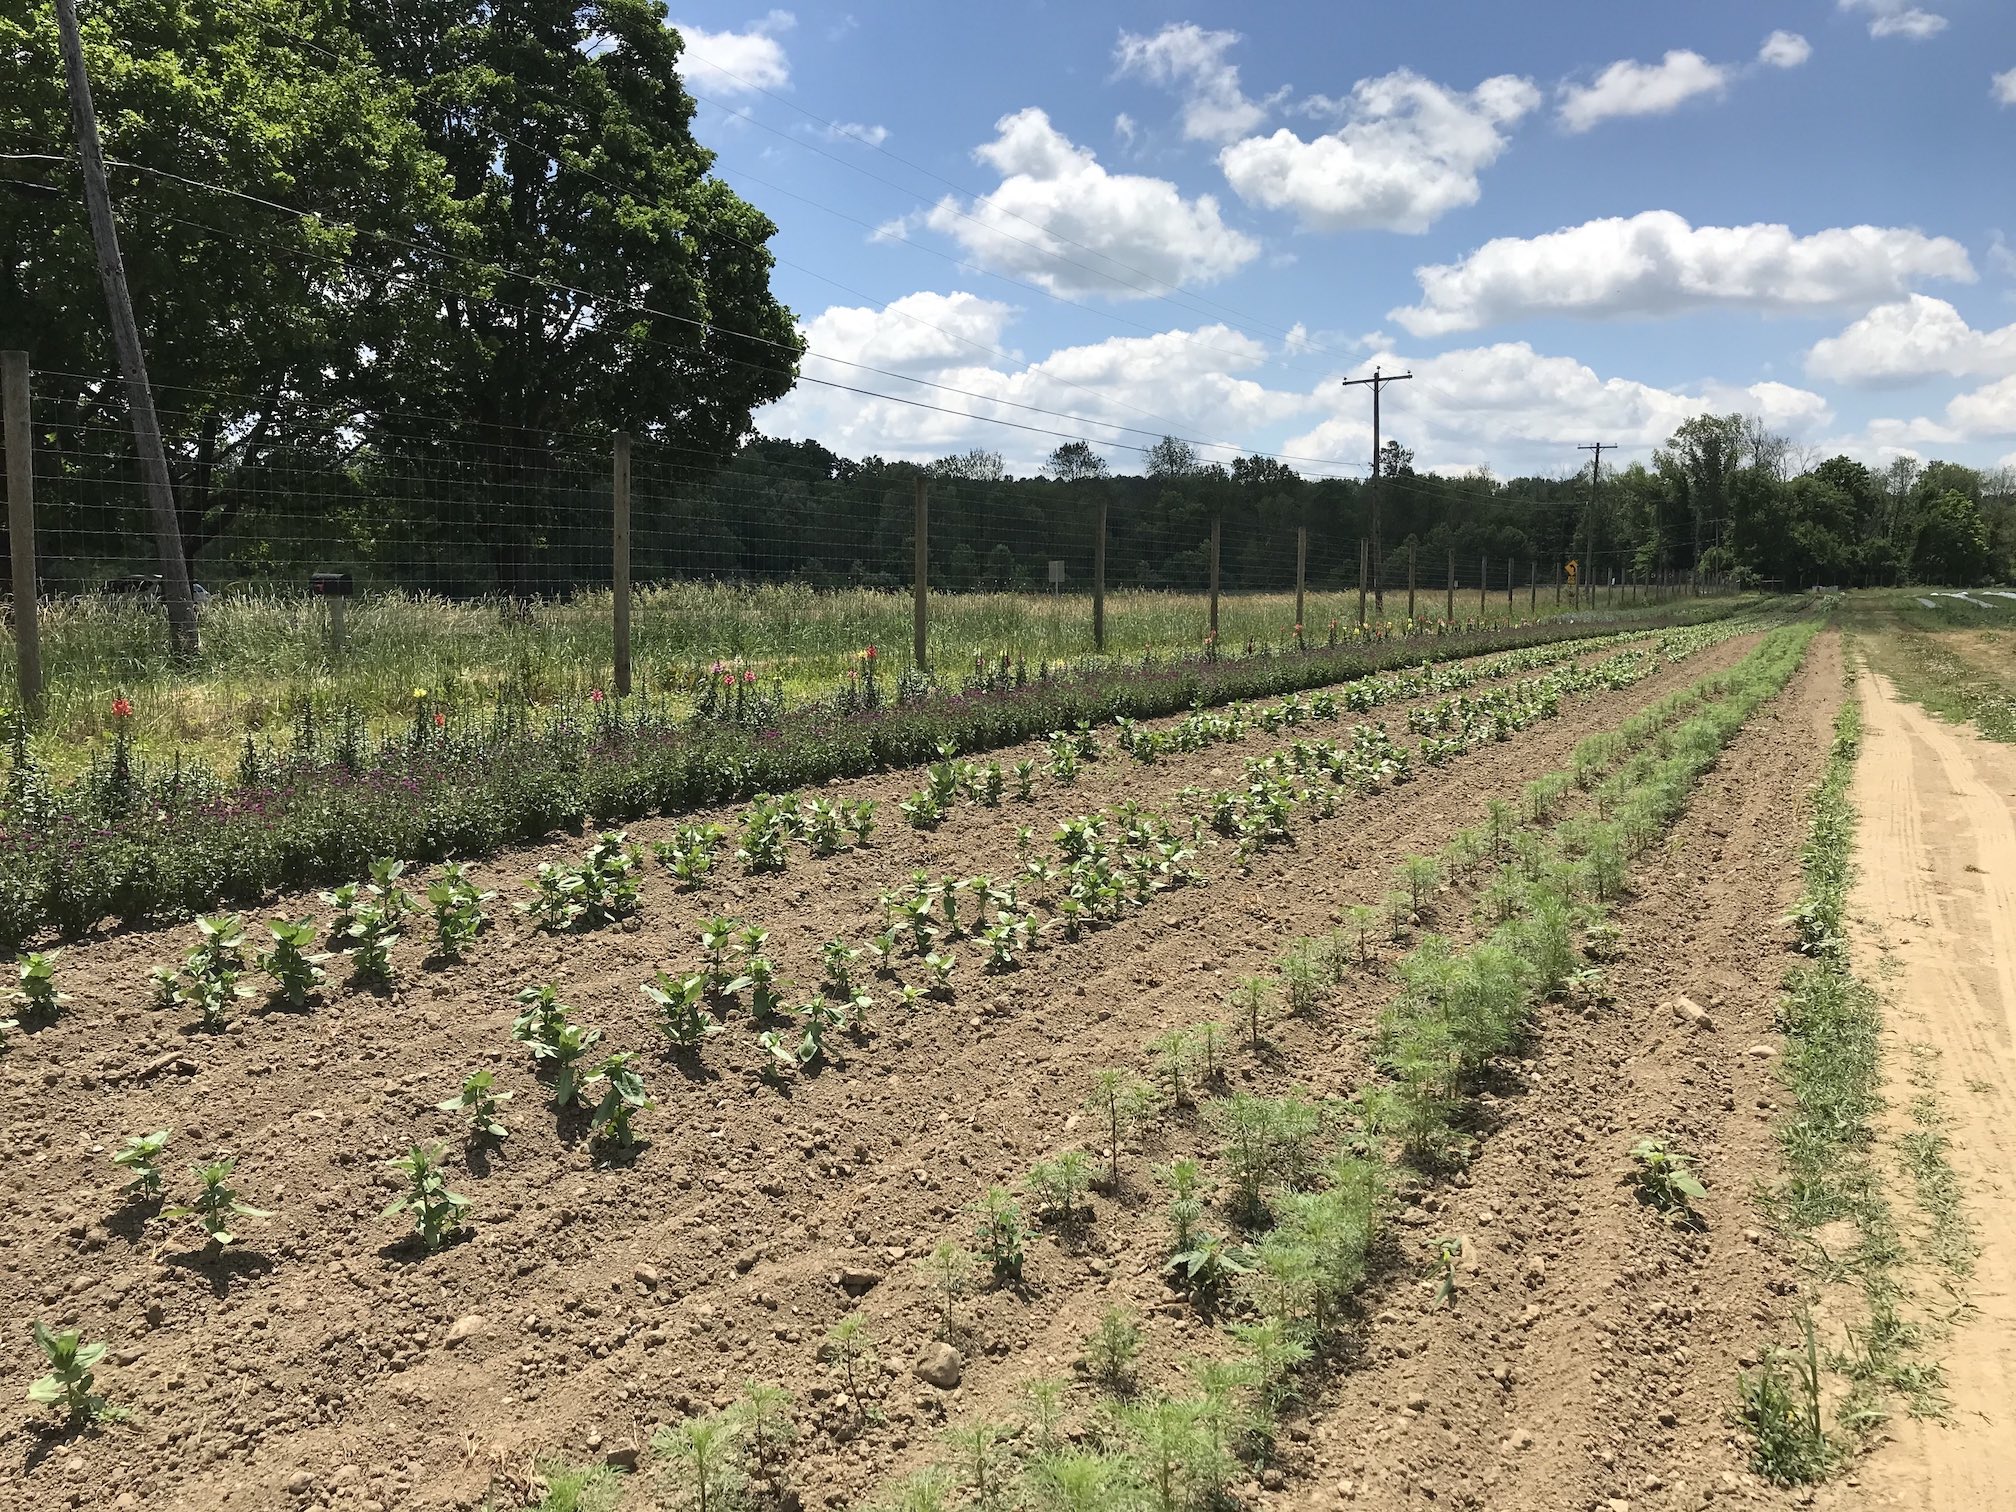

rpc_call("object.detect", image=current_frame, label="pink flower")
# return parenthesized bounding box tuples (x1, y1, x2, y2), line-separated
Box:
(111, 696, 132, 719)
(743, 670, 755, 684)
(589, 688, 605, 704)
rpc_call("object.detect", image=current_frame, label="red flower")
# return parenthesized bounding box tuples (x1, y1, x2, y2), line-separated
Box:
(111, 696, 132, 719)
(589, 688, 605, 704)
(864, 645, 878, 660)
(433, 711, 446, 728)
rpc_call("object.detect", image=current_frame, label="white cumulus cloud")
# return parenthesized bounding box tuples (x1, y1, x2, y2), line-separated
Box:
(1994, 68, 2016, 106)
(822, 121, 889, 147)
(674, 9, 795, 93)
(895, 109, 1261, 298)
(1113, 23, 1268, 143)
(1389, 211, 1976, 336)
(1840, 0, 1948, 40)
(1759, 31, 1813, 68)
(1217, 69, 1540, 233)
(1807, 295, 2016, 385)
(1557, 50, 1731, 132)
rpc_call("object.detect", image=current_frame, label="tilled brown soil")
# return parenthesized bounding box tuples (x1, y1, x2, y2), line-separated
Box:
(0, 627, 1780, 1511)
(1265, 631, 1849, 1512)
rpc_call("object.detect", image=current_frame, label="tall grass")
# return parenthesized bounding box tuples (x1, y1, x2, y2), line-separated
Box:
(8, 583, 1730, 766)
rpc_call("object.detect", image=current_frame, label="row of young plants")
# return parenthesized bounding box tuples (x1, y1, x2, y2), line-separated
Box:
(0, 604, 1752, 947)
(816, 626, 1818, 1508)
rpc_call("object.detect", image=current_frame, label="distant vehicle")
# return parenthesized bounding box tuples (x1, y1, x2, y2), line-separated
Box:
(100, 574, 211, 602)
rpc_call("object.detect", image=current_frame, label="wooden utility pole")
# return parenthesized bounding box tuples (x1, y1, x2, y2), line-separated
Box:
(1357, 537, 1367, 627)
(912, 475, 928, 669)
(1092, 493, 1107, 652)
(1478, 555, 1486, 616)
(1506, 556, 1514, 612)
(2, 352, 40, 710)
(1528, 560, 1536, 616)
(611, 432, 632, 696)
(1406, 539, 1416, 623)
(54, 0, 198, 661)
(1577, 442, 1610, 612)
(1340, 366, 1411, 613)
(1445, 548, 1454, 623)
(1208, 513, 1221, 642)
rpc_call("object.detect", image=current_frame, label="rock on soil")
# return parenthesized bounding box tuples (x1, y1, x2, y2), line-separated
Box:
(911, 1342, 963, 1388)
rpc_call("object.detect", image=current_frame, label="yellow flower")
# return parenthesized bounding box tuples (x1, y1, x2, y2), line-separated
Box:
(412, 687, 428, 700)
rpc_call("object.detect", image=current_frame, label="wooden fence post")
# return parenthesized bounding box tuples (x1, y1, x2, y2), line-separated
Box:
(1505, 555, 1514, 612)
(1528, 560, 1536, 616)
(913, 474, 928, 669)
(1445, 549, 1454, 624)
(1093, 494, 1107, 653)
(1294, 523, 1307, 644)
(2, 353, 39, 712)
(1478, 555, 1486, 616)
(1406, 539, 1416, 623)
(1208, 512, 1221, 642)
(611, 431, 632, 697)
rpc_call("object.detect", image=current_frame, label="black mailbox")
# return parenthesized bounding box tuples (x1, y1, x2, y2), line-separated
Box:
(310, 572, 354, 598)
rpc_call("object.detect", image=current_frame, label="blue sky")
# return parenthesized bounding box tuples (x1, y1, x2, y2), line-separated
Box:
(666, 1, 2016, 479)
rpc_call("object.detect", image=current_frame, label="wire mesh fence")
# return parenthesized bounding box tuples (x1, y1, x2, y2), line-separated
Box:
(2, 358, 1733, 749)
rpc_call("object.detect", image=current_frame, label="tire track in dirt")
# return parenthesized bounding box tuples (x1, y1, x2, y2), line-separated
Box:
(1262, 631, 1845, 1512)
(1844, 674, 2016, 1512)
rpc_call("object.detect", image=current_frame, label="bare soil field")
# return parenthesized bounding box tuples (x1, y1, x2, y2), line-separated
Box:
(1, 621, 1854, 1512)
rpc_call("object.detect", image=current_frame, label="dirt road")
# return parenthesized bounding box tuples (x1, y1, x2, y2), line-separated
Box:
(1849, 674, 2016, 1511)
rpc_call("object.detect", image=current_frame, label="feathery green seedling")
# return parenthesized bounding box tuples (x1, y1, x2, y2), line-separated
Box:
(1020, 1376, 1071, 1453)
(939, 1420, 1008, 1510)
(10, 951, 67, 1017)
(1278, 939, 1327, 1017)
(426, 864, 493, 956)
(971, 1187, 1028, 1283)
(438, 1070, 512, 1140)
(1629, 1136, 1707, 1220)
(26, 1322, 125, 1424)
(916, 1239, 975, 1338)
(1084, 1068, 1158, 1190)
(824, 1313, 878, 1412)
(1230, 974, 1275, 1050)
(164, 1157, 271, 1248)
(383, 1142, 470, 1251)
(1114, 1396, 1212, 1512)
(1384, 889, 1415, 941)
(1149, 1027, 1194, 1107)
(1080, 1306, 1141, 1394)
(1343, 903, 1381, 968)
(1027, 1151, 1094, 1225)
(733, 1381, 797, 1491)
(1229, 1315, 1311, 1415)
(1398, 854, 1444, 916)
(111, 1129, 172, 1196)
(1190, 1022, 1226, 1087)
(257, 918, 328, 1007)
(652, 1411, 742, 1512)
(644, 970, 719, 1049)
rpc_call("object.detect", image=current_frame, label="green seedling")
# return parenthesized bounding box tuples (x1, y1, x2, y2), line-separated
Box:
(1020, 1376, 1072, 1453)
(653, 1410, 742, 1512)
(843, 798, 878, 843)
(382, 1142, 470, 1251)
(733, 1381, 797, 1491)
(1149, 1027, 1194, 1107)
(1012, 758, 1038, 800)
(163, 1157, 270, 1248)
(923, 951, 957, 994)
(916, 1239, 975, 1338)
(644, 970, 719, 1049)
(587, 1053, 653, 1147)
(26, 1322, 125, 1423)
(1230, 974, 1275, 1050)
(824, 1313, 878, 1412)
(341, 903, 401, 984)
(111, 1129, 172, 1196)
(438, 1070, 511, 1141)
(511, 983, 572, 1052)
(426, 864, 494, 956)
(366, 857, 419, 924)
(971, 1186, 1027, 1283)
(654, 823, 725, 888)
(545, 1022, 603, 1109)
(1026, 1151, 1094, 1225)
(698, 916, 753, 1000)
(1080, 1306, 1141, 1394)
(11, 950, 67, 1017)
(258, 917, 328, 1007)
(154, 913, 253, 1028)
(1630, 1136, 1707, 1219)
(869, 929, 899, 972)
(1084, 1068, 1158, 1190)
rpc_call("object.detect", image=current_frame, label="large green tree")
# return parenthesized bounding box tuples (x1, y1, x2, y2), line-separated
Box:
(2, 0, 463, 576)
